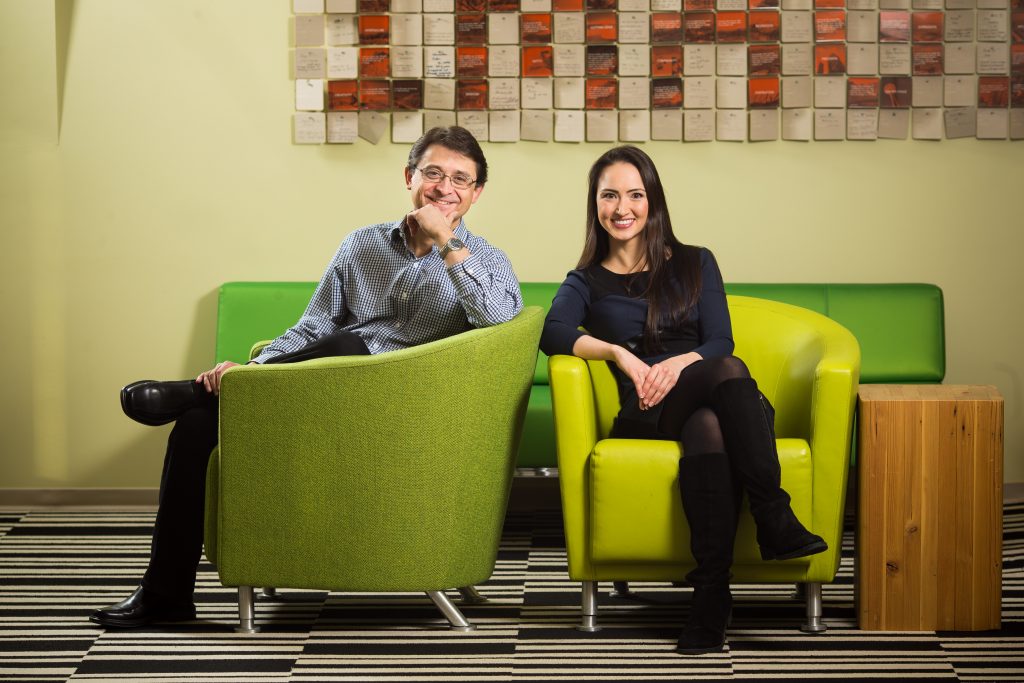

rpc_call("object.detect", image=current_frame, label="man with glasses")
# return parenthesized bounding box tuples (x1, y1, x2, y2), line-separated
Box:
(92, 126, 522, 629)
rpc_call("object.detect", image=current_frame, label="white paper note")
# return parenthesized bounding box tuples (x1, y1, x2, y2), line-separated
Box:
(489, 78, 520, 109)
(489, 46, 520, 77)
(977, 44, 1009, 74)
(717, 77, 747, 108)
(879, 44, 912, 75)
(295, 48, 326, 78)
(1009, 109, 1024, 140)
(327, 47, 359, 78)
(684, 110, 715, 140)
(814, 76, 846, 107)
(976, 108, 1008, 139)
(618, 77, 650, 109)
(877, 108, 909, 138)
(684, 45, 715, 76)
(522, 78, 554, 109)
(782, 76, 812, 107)
(911, 107, 943, 139)
(488, 14, 520, 44)
(943, 106, 976, 137)
(944, 75, 977, 106)
(782, 107, 812, 140)
(424, 47, 455, 78)
(911, 76, 942, 106)
(326, 14, 357, 45)
(944, 43, 976, 73)
(296, 0, 326, 12)
(749, 109, 779, 141)
(391, 46, 423, 77)
(619, 110, 651, 141)
(423, 109, 457, 128)
(552, 110, 585, 142)
(489, 110, 521, 141)
(684, 76, 715, 108)
(456, 111, 488, 141)
(358, 111, 389, 144)
(586, 111, 618, 141)
(619, 45, 651, 76)
(327, 111, 358, 143)
(781, 11, 813, 42)
(847, 44, 879, 74)
(391, 14, 422, 45)
(392, 0, 422, 11)
(847, 109, 879, 139)
(294, 112, 326, 143)
(295, 15, 325, 47)
(423, 78, 456, 109)
(848, 11, 879, 41)
(392, 111, 424, 143)
(717, 45, 747, 76)
(944, 10, 974, 41)
(554, 45, 585, 76)
(977, 10, 1008, 41)
(522, 110, 554, 141)
(423, 14, 455, 44)
(814, 109, 845, 140)
(554, 13, 585, 43)
(651, 109, 683, 139)
(782, 44, 813, 75)
(554, 77, 585, 108)
(325, 0, 354, 10)
(716, 110, 746, 141)
(619, 12, 651, 43)
(296, 79, 325, 111)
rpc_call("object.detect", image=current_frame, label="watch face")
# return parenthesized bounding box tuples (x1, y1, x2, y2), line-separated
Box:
(448, 238, 465, 250)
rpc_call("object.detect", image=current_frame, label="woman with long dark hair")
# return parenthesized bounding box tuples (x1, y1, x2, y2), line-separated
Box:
(540, 146, 827, 654)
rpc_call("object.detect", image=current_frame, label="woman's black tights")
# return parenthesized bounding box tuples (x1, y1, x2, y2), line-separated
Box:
(657, 356, 751, 457)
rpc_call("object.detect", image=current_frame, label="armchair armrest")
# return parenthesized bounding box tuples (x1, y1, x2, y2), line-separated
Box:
(549, 354, 601, 578)
(805, 322, 861, 580)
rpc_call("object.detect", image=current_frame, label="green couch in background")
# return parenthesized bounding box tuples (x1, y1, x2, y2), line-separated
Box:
(204, 307, 543, 632)
(216, 282, 944, 472)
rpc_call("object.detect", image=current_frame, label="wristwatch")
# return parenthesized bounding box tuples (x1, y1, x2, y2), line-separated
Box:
(439, 237, 466, 259)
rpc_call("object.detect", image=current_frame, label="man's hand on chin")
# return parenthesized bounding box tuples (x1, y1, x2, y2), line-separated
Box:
(406, 204, 455, 244)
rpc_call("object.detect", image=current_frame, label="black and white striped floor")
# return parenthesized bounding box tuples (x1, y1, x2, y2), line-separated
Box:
(1, 502, 1021, 682)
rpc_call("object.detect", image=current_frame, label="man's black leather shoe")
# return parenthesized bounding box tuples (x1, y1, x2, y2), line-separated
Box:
(120, 380, 201, 426)
(90, 587, 196, 628)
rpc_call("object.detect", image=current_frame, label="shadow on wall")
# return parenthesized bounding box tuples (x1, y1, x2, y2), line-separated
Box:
(77, 287, 220, 488)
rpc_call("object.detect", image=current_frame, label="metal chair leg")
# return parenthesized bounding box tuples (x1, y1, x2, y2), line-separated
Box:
(262, 587, 277, 598)
(427, 590, 475, 631)
(235, 586, 258, 633)
(577, 580, 601, 632)
(800, 582, 826, 633)
(458, 586, 488, 604)
(610, 581, 634, 598)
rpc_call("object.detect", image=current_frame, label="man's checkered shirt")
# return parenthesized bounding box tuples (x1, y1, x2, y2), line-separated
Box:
(251, 219, 522, 362)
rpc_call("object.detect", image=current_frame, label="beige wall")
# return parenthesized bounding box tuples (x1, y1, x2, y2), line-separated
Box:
(2, 0, 1021, 489)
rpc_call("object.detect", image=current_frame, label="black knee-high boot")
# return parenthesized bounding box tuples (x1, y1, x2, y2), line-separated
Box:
(711, 377, 827, 561)
(677, 452, 739, 655)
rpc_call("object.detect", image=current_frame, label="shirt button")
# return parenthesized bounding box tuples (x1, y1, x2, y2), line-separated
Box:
(395, 322, 403, 329)
(401, 292, 408, 300)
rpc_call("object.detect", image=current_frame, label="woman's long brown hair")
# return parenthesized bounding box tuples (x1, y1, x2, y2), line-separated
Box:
(577, 145, 702, 353)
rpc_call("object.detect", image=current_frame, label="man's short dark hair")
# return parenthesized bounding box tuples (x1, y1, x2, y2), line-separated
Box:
(407, 126, 488, 187)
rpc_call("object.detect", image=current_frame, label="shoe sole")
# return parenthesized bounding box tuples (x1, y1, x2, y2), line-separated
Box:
(676, 643, 726, 655)
(90, 611, 196, 629)
(761, 539, 828, 561)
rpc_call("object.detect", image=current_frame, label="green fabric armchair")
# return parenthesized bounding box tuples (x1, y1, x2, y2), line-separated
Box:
(204, 307, 544, 632)
(550, 296, 860, 632)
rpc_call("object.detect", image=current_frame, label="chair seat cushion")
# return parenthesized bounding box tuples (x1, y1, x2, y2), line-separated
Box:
(589, 438, 813, 565)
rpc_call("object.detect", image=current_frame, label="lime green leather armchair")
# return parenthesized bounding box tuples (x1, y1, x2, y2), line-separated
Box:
(204, 307, 543, 632)
(549, 296, 860, 632)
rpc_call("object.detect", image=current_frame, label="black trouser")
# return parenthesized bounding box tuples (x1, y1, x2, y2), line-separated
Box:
(141, 331, 370, 600)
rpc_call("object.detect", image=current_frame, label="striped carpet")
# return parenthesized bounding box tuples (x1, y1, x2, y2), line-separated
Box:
(1, 502, 1021, 682)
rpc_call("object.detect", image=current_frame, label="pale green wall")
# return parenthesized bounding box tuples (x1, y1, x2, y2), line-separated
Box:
(2, 0, 1021, 488)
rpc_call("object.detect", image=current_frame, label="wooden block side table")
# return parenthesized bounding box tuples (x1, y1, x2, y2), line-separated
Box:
(857, 385, 1003, 631)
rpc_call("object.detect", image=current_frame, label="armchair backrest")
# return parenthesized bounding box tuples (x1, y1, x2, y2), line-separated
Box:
(587, 296, 859, 442)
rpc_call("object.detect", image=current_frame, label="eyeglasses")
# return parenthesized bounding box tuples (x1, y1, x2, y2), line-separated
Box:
(416, 166, 477, 190)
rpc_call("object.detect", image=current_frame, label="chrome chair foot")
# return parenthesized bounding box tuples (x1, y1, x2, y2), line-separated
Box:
(576, 580, 602, 632)
(261, 587, 277, 599)
(235, 586, 259, 633)
(458, 586, 488, 604)
(427, 590, 476, 631)
(800, 582, 827, 633)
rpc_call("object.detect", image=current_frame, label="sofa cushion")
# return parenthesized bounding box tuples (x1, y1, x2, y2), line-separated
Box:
(217, 282, 317, 364)
(589, 438, 813, 565)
